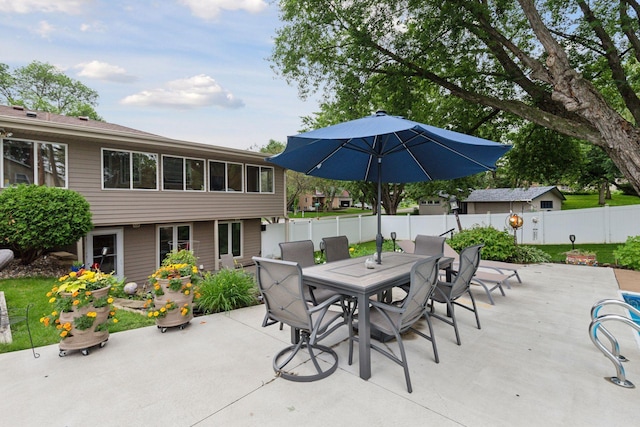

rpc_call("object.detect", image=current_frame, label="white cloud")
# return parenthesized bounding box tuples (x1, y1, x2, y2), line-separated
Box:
(35, 20, 55, 38)
(0, 0, 87, 14)
(178, 0, 267, 21)
(120, 74, 244, 109)
(76, 60, 137, 83)
(80, 21, 106, 33)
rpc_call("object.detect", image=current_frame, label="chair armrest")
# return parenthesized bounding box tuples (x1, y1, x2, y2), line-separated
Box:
(369, 299, 404, 314)
(307, 294, 343, 313)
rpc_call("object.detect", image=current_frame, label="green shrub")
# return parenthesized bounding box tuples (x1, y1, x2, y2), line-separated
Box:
(196, 268, 259, 314)
(0, 185, 93, 264)
(448, 226, 517, 262)
(613, 236, 640, 270)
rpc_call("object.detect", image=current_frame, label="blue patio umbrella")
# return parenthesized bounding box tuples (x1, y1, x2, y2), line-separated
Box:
(267, 111, 511, 263)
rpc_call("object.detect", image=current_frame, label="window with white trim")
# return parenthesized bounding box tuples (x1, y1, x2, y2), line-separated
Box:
(246, 165, 274, 193)
(2, 138, 67, 187)
(102, 149, 157, 190)
(209, 160, 243, 192)
(162, 155, 205, 191)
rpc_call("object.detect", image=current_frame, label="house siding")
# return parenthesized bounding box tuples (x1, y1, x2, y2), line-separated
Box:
(68, 140, 284, 226)
(1, 107, 286, 285)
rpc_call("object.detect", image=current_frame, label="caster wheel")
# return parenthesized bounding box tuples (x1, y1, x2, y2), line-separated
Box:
(100, 341, 107, 348)
(161, 327, 168, 333)
(179, 324, 186, 330)
(81, 349, 89, 356)
(59, 350, 67, 357)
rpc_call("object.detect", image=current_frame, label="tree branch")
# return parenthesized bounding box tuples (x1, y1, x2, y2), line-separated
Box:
(577, 0, 640, 123)
(620, 0, 640, 62)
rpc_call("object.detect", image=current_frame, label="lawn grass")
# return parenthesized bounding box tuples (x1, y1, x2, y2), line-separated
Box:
(562, 192, 640, 210)
(0, 277, 154, 354)
(529, 243, 622, 265)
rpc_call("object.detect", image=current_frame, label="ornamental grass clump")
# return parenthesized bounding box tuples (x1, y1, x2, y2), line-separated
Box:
(196, 268, 259, 314)
(40, 268, 120, 339)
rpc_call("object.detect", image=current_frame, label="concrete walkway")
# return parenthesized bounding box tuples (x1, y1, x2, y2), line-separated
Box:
(1, 263, 638, 426)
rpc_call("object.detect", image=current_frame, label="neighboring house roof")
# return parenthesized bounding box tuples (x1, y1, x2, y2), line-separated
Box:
(464, 186, 565, 202)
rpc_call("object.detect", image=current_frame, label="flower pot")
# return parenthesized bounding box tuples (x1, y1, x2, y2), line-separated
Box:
(58, 286, 112, 356)
(153, 276, 194, 332)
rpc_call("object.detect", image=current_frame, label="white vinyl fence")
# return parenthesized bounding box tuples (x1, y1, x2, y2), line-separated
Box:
(261, 204, 640, 259)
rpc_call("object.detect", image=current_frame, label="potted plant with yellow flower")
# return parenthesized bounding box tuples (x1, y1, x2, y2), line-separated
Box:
(146, 249, 200, 333)
(41, 268, 120, 356)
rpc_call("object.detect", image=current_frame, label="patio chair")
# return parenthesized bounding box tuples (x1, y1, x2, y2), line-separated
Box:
(253, 257, 347, 382)
(430, 244, 483, 345)
(279, 240, 339, 305)
(348, 256, 441, 393)
(322, 236, 351, 263)
(219, 254, 236, 269)
(414, 234, 445, 257)
(397, 240, 415, 254)
(444, 242, 521, 304)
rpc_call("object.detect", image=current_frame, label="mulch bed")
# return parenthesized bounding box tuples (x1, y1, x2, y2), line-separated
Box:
(0, 256, 68, 280)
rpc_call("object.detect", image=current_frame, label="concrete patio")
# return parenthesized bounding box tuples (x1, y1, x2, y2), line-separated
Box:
(1, 263, 638, 426)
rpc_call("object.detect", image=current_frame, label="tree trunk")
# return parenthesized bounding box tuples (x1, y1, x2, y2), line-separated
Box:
(598, 182, 606, 205)
(518, 0, 640, 195)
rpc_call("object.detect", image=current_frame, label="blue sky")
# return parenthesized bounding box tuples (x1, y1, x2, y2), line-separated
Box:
(0, 0, 319, 150)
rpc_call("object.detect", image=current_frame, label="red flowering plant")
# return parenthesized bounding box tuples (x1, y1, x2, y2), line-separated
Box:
(40, 268, 120, 339)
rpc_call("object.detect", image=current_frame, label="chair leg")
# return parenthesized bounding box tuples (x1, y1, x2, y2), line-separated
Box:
(274, 334, 339, 382)
(467, 290, 481, 329)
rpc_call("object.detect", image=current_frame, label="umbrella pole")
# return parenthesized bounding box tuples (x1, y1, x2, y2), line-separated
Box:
(376, 158, 383, 264)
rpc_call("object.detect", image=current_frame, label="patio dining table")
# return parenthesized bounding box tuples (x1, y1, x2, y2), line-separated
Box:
(303, 252, 452, 380)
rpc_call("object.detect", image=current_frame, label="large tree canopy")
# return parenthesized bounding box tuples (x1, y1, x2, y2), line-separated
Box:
(0, 61, 101, 119)
(271, 0, 640, 194)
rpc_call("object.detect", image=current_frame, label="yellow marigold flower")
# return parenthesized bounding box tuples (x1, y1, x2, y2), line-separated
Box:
(56, 324, 62, 329)
(60, 331, 68, 337)
(46, 291, 52, 297)
(39, 317, 45, 323)
(107, 297, 113, 304)
(72, 291, 79, 297)
(192, 266, 198, 273)
(58, 276, 68, 282)
(349, 247, 355, 253)
(147, 312, 153, 318)
(153, 311, 159, 317)
(73, 300, 80, 306)
(43, 318, 50, 327)
(49, 297, 56, 303)
(63, 322, 72, 331)
(52, 286, 58, 292)
(113, 318, 118, 323)
(51, 311, 58, 316)
(186, 283, 192, 288)
(110, 311, 116, 316)
(85, 291, 92, 296)
(160, 307, 166, 313)
(87, 311, 97, 318)
(69, 272, 77, 278)
(184, 290, 190, 295)
(54, 319, 60, 324)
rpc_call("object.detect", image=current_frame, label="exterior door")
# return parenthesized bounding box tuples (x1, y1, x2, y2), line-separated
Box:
(85, 228, 124, 278)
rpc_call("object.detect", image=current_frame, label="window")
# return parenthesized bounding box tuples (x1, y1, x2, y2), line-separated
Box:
(162, 155, 205, 191)
(103, 149, 157, 190)
(219, 221, 242, 257)
(158, 224, 192, 266)
(540, 200, 553, 209)
(246, 165, 274, 193)
(2, 138, 67, 187)
(209, 160, 243, 192)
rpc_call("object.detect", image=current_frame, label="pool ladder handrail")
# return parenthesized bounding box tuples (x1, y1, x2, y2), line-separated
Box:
(590, 299, 640, 388)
